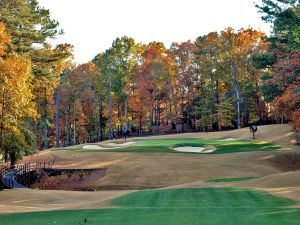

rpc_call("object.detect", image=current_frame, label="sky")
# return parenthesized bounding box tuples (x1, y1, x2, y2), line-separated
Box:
(38, 0, 271, 64)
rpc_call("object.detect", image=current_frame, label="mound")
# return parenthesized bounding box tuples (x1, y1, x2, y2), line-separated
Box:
(267, 152, 300, 172)
(244, 171, 300, 188)
(0, 189, 130, 213)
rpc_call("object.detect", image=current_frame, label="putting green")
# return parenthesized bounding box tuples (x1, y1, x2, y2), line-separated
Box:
(63, 138, 280, 154)
(1, 188, 299, 225)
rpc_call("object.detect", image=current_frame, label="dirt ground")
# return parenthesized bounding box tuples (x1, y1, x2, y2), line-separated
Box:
(0, 124, 299, 213)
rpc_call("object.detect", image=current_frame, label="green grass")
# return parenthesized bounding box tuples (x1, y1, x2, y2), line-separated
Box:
(1, 188, 299, 225)
(206, 177, 259, 183)
(62, 138, 280, 154)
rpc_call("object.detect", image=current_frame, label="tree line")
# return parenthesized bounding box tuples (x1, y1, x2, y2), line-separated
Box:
(0, 0, 299, 165)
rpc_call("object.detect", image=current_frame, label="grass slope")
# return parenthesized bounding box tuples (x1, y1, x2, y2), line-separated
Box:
(1, 188, 299, 225)
(64, 138, 280, 154)
(206, 177, 259, 183)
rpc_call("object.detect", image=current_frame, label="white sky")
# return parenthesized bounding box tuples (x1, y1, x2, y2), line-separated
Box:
(38, 0, 270, 64)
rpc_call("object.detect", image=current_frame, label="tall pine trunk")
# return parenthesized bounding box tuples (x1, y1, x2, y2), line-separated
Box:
(108, 73, 113, 139)
(231, 61, 241, 129)
(98, 99, 103, 142)
(149, 107, 153, 133)
(43, 100, 49, 149)
(65, 104, 70, 146)
(43, 112, 49, 149)
(124, 81, 129, 130)
(73, 99, 76, 145)
(54, 88, 60, 148)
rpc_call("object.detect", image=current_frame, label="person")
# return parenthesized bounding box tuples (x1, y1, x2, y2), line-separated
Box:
(123, 127, 127, 140)
(250, 124, 258, 139)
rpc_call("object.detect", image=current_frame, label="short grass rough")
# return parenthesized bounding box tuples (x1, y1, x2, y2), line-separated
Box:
(1, 188, 299, 225)
(206, 177, 259, 183)
(62, 138, 280, 154)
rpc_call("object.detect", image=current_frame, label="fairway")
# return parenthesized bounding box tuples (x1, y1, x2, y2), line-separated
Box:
(63, 138, 280, 154)
(1, 188, 299, 225)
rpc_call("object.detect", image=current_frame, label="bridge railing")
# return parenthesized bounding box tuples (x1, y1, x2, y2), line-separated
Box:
(0, 161, 54, 190)
(0, 163, 12, 190)
(15, 161, 54, 175)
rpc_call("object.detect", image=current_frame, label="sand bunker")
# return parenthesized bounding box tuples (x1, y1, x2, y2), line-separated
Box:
(82, 142, 136, 150)
(173, 146, 216, 153)
(218, 138, 238, 141)
(82, 145, 106, 150)
(106, 142, 136, 147)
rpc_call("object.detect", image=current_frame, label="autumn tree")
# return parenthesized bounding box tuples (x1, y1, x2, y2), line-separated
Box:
(170, 41, 198, 131)
(0, 0, 73, 150)
(257, 0, 300, 130)
(139, 42, 176, 134)
(0, 23, 37, 165)
(218, 28, 267, 128)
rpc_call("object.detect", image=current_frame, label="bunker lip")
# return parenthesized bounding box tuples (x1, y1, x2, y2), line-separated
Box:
(106, 142, 136, 147)
(173, 145, 216, 153)
(82, 142, 136, 150)
(82, 145, 112, 150)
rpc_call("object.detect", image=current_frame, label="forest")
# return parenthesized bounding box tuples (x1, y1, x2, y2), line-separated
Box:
(0, 0, 299, 165)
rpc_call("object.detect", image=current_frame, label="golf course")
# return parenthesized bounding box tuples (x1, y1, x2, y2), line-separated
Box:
(0, 0, 299, 223)
(0, 124, 299, 224)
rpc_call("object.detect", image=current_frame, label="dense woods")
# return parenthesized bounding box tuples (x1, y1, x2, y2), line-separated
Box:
(0, 0, 299, 164)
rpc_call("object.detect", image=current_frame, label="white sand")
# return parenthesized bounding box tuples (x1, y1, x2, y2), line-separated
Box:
(173, 146, 215, 153)
(82, 145, 106, 150)
(218, 138, 238, 141)
(82, 142, 136, 150)
(106, 142, 136, 147)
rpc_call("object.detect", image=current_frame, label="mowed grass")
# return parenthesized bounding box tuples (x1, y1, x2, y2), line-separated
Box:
(1, 188, 299, 225)
(63, 138, 280, 154)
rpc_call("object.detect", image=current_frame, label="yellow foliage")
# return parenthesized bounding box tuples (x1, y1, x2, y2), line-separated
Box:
(0, 54, 37, 130)
(0, 22, 10, 56)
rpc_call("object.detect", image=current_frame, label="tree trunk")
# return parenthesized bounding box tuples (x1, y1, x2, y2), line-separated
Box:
(0, 92, 5, 154)
(231, 61, 241, 129)
(43, 105, 49, 149)
(108, 73, 113, 139)
(65, 104, 70, 146)
(38, 118, 43, 150)
(149, 107, 153, 133)
(69, 104, 72, 145)
(54, 88, 60, 148)
(157, 99, 160, 135)
(139, 114, 142, 135)
(73, 99, 76, 145)
(215, 79, 220, 131)
(124, 80, 129, 130)
(181, 91, 184, 133)
(98, 99, 103, 142)
(9, 151, 17, 168)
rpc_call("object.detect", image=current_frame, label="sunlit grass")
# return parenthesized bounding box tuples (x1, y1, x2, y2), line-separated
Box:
(1, 188, 299, 225)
